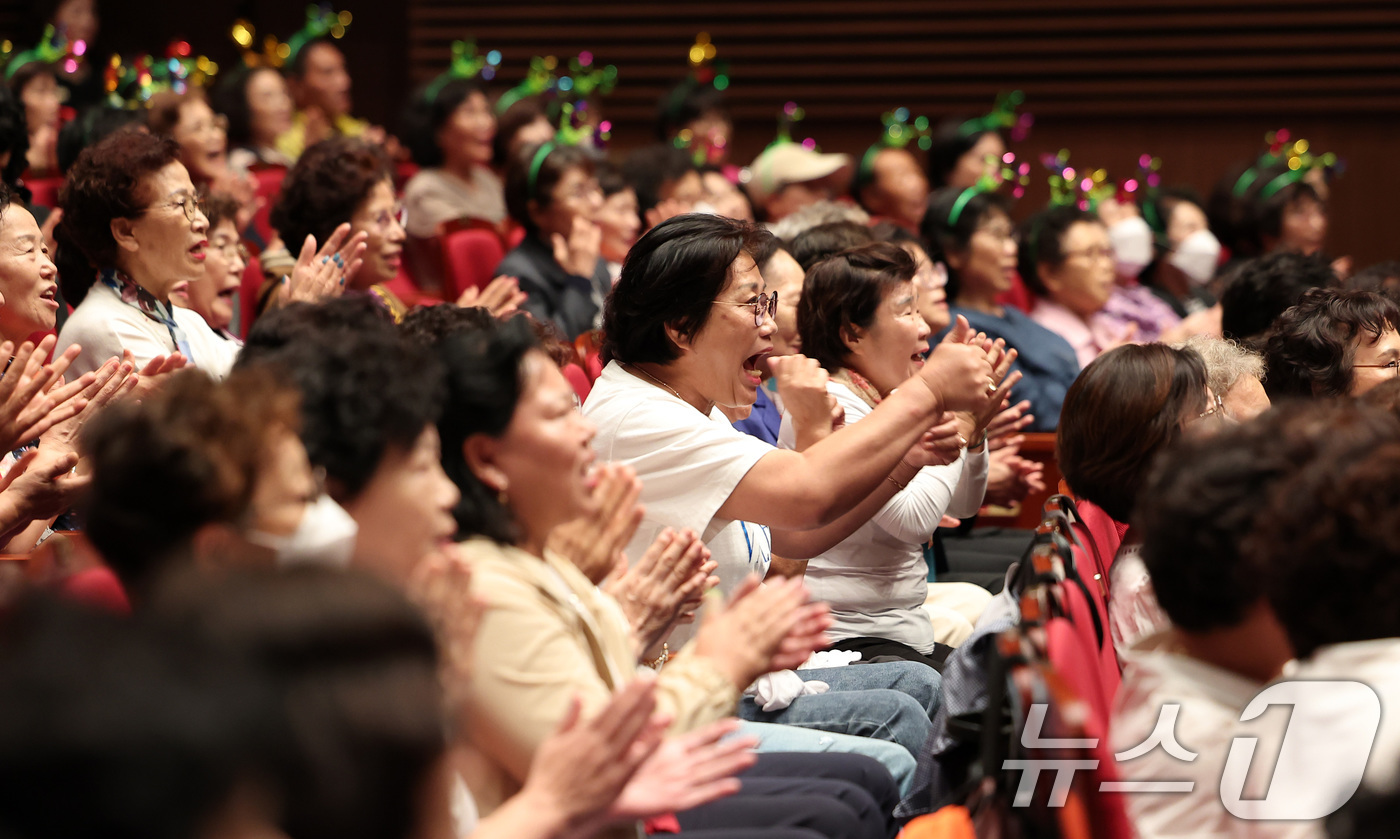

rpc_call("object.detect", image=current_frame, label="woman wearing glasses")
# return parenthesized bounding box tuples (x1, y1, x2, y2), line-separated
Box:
(55, 130, 239, 380)
(586, 213, 998, 631)
(923, 186, 1080, 430)
(498, 141, 609, 341)
(1024, 205, 1137, 369)
(172, 193, 246, 343)
(1264, 287, 1400, 400)
(147, 91, 260, 234)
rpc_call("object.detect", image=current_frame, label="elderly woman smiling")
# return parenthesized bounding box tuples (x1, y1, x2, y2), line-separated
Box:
(584, 214, 999, 609)
(55, 130, 235, 381)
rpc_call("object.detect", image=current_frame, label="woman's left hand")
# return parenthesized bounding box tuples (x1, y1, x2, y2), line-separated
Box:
(283, 223, 369, 305)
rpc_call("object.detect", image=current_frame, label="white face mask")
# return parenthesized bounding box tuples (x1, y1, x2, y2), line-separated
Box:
(1168, 229, 1223, 286)
(1107, 216, 1155, 279)
(247, 494, 359, 569)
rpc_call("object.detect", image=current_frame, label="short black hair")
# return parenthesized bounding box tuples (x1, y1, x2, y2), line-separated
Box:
(209, 66, 282, 150)
(596, 158, 628, 198)
(1345, 260, 1400, 305)
(798, 241, 917, 373)
(655, 80, 726, 142)
(399, 302, 496, 348)
(922, 187, 1011, 302)
(238, 324, 445, 501)
(1263, 287, 1400, 401)
(1207, 162, 1324, 260)
(1252, 403, 1400, 659)
(240, 297, 397, 362)
(601, 213, 773, 365)
(925, 117, 985, 189)
(400, 77, 488, 168)
(503, 142, 595, 237)
(621, 143, 695, 223)
(1136, 409, 1317, 632)
(437, 315, 540, 543)
(1017, 205, 1100, 297)
(57, 107, 145, 176)
(1218, 251, 1336, 345)
(788, 221, 875, 273)
(0, 595, 280, 839)
(0, 88, 29, 196)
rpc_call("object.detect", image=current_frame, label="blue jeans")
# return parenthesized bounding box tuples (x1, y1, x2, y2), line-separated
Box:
(737, 721, 917, 796)
(798, 660, 942, 719)
(738, 664, 937, 766)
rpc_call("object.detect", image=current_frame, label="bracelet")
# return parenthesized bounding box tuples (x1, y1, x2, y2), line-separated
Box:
(886, 473, 909, 491)
(646, 643, 670, 671)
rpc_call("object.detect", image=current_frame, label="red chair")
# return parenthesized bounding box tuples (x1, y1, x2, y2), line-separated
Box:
(439, 225, 507, 302)
(236, 253, 264, 338)
(248, 164, 288, 248)
(25, 176, 64, 210)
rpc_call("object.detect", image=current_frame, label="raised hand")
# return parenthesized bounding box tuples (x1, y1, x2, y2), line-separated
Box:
(551, 216, 602, 278)
(906, 411, 965, 469)
(984, 444, 1048, 507)
(769, 354, 840, 451)
(609, 718, 756, 819)
(123, 350, 188, 401)
(283, 223, 369, 304)
(918, 340, 996, 414)
(458, 275, 529, 318)
(39, 356, 138, 454)
(604, 527, 717, 653)
(968, 341, 1022, 442)
(0, 447, 89, 523)
(985, 400, 1034, 450)
(549, 462, 644, 584)
(692, 575, 833, 689)
(0, 337, 94, 453)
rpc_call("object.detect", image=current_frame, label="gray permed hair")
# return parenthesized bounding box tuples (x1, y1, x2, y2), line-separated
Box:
(768, 200, 871, 242)
(1177, 335, 1266, 396)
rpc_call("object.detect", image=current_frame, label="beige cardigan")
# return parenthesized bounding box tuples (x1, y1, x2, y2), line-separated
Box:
(428, 537, 740, 822)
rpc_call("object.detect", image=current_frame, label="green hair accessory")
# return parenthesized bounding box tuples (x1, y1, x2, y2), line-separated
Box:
(285, 5, 352, 67)
(1042, 149, 1114, 211)
(423, 40, 501, 104)
(4, 26, 79, 81)
(1232, 129, 1343, 199)
(946, 152, 1030, 226)
(855, 108, 931, 188)
(495, 55, 557, 115)
(958, 90, 1033, 141)
(526, 141, 557, 200)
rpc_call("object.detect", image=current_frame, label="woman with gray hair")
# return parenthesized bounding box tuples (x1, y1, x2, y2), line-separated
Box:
(1178, 334, 1270, 422)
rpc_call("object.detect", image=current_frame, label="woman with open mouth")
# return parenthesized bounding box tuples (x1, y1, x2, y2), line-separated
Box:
(55, 130, 240, 381)
(171, 193, 246, 344)
(782, 241, 1016, 667)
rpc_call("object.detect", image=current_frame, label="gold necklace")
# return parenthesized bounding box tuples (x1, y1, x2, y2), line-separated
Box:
(622, 362, 684, 401)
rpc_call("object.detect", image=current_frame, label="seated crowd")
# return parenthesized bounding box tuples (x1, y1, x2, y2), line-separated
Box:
(0, 9, 1398, 839)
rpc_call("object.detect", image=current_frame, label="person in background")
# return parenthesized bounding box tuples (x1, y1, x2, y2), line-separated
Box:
(1263, 287, 1400, 401)
(787, 221, 873, 273)
(1218, 251, 1335, 349)
(1136, 187, 1223, 323)
(1178, 335, 1270, 422)
(145, 90, 259, 232)
(212, 65, 296, 171)
(1023, 205, 1135, 369)
(699, 164, 754, 221)
(497, 142, 607, 340)
(401, 76, 505, 238)
(171, 193, 245, 342)
(924, 186, 1078, 430)
(622, 143, 702, 232)
(595, 160, 639, 283)
(853, 138, 928, 233)
(925, 115, 1004, 190)
(278, 35, 392, 162)
(745, 143, 853, 223)
(7, 60, 62, 176)
(491, 98, 553, 173)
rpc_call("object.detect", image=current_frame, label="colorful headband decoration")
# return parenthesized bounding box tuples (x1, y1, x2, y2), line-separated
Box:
(285, 5, 353, 66)
(155, 41, 219, 94)
(662, 32, 731, 123)
(673, 127, 727, 166)
(556, 51, 618, 100)
(4, 25, 85, 81)
(958, 90, 1033, 142)
(495, 54, 557, 115)
(766, 100, 818, 152)
(1232, 129, 1343, 200)
(230, 19, 291, 68)
(423, 40, 501, 104)
(1125, 154, 1169, 232)
(856, 108, 932, 187)
(101, 42, 218, 108)
(1042, 149, 1115, 211)
(104, 53, 153, 107)
(946, 152, 1030, 225)
(554, 100, 612, 149)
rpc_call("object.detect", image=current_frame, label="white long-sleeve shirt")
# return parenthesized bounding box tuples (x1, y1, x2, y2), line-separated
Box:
(778, 379, 988, 653)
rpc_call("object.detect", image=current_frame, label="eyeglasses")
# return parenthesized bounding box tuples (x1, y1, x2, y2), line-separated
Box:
(1192, 391, 1231, 427)
(1353, 359, 1400, 376)
(976, 225, 1017, 243)
(715, 291, 778, 327)
(210, 238, 250, 262)
(1062, 245, 1115, 262)
(143, 191, 205, 224)
(372, 204, 407, 232)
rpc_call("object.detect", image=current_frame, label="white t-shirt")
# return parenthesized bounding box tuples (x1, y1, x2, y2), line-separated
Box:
(584, 361, 773, 645)
(777, 379, 987, 653)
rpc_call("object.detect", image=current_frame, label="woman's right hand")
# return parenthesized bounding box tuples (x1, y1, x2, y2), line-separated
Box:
(919, 341, 996, 415)
(282, 223, 369, 305)
(551, 216, 602, 278)
(457, 275, 528, 318)
(692, 575, 832, 689)
(770, 354, 840, 450)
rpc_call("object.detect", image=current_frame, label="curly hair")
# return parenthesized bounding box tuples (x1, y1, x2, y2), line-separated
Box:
(1136, 404, 1332, 633)
(436, 315, 541, 544)
(1219, 251, 1336, 345)
(1263, 288, 1400, 401)
(798, 241, 916, 373)
(55, 129, 181, 304)
(1017, 205, 1100, 297)
(237, 325, 445, 502)
(400, 77, 487, 169)
(81, 368, 302, 593)
(269, 136, 391, 254)
(921, 187, 1011, 302)
(602, 213, 773, 365)
(239, 297, 397, 366)
(1249, 402, 1400, 658)
(1057, 343, 1209, 523)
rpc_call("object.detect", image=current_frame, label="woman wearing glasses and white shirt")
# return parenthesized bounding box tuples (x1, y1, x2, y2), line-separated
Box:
(584, 214, 1001, 621)
(55, 131, 240, 381)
